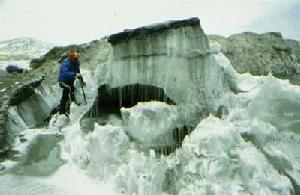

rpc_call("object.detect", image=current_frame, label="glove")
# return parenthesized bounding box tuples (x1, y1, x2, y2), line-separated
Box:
(76, 73, 82, 79)
(76, 73, 86, 86)
(76, 73, 83, 81)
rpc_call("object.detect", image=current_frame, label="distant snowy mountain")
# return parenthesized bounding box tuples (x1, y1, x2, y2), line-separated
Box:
(0, 37, 53, 70)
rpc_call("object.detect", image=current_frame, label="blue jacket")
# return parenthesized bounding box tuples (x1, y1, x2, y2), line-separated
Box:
(58, 58, 80, 85)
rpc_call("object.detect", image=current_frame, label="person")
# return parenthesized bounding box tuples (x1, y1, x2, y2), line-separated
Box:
(58, 51, 83, 115)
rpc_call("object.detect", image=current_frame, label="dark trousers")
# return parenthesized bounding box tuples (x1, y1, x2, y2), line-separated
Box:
(59, 82, 75, 114)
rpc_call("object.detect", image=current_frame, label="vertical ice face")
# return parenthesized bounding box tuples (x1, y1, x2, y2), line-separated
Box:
(93, 18, 235, 126)
(4, 82, 61, 148)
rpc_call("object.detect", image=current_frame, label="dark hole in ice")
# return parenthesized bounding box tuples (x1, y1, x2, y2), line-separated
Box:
(80, 84, 176, 132)
(88, 84, 175, 117)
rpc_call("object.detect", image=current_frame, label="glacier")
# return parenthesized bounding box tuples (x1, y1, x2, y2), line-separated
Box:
(0, 18, 299, 194)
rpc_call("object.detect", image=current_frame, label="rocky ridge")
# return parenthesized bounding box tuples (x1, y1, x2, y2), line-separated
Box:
(208, 32, 300, 84)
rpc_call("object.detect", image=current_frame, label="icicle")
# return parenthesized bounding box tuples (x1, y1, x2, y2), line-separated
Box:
(131, 85, 134, 105)
(150, 149, 155, 159)
(118, 87, 123, 108)
(164, 147, 167, 156)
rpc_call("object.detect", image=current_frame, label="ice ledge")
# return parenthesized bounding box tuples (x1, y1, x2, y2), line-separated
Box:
(108, 17, 200, 45)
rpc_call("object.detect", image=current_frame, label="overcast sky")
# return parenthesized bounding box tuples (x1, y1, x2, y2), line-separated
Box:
(0, 0, 299, 45)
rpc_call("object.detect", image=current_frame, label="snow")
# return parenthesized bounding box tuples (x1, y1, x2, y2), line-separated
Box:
(121, 101, 178, 143)
(174, 116, 293, 195)
(87, 124, 130, 179)
(49, 114, 70, 131)
(248, 76, 300, 132)
(0, 164, 117, 195)
(113, 149, 168, 195)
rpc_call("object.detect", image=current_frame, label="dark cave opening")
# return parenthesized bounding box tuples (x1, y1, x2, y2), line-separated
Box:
(86, 84, 176, 118)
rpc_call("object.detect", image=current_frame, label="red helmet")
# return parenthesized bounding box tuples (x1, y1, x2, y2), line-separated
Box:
(69, 51, 79, 61)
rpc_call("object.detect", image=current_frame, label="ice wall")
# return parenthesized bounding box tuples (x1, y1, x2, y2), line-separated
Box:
(94, 18, 236, 126)
(6, 83, 61, 148)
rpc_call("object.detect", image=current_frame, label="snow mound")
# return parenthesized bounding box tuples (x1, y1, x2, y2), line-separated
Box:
(49, 114, 70, 131)
(175, 116, 293, 195)
(121, 101, 178, 143)
(87, 124, 130, 179)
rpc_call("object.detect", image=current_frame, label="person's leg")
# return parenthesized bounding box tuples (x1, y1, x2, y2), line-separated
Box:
(70, 84, 81, 105)
(70, 84, 75, 102)
(59, 86, 70, 114)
